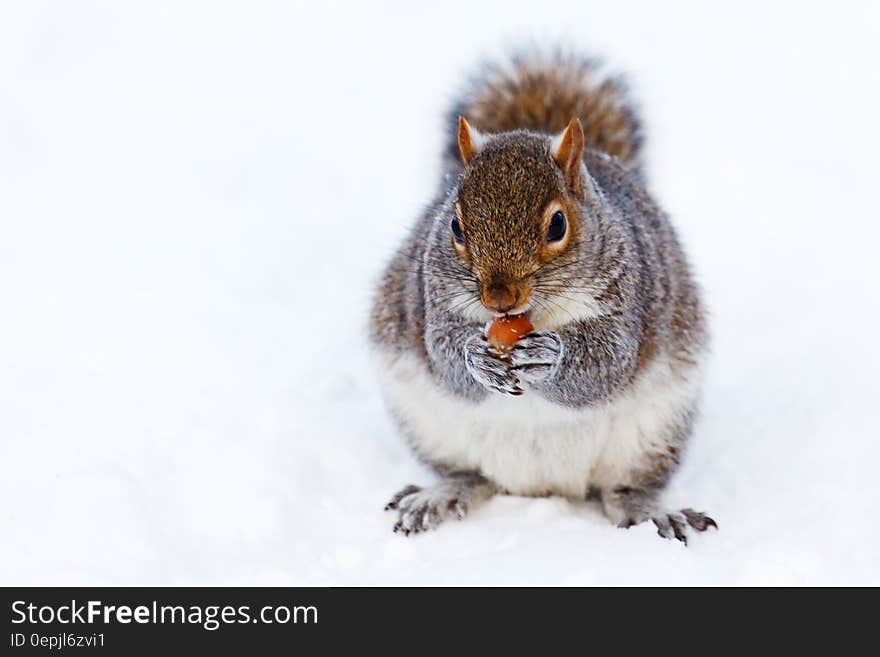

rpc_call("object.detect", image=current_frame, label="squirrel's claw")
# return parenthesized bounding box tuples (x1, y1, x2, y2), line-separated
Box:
(682, 508, 718, 531)
(384, 484, 421, 511)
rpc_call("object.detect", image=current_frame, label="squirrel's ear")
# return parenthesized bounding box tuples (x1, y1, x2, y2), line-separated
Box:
(458, 116, 485, 165)
(551, 117, 585, 187)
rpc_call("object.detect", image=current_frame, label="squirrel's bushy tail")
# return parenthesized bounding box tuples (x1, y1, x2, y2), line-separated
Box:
(447, 52, 643, 171)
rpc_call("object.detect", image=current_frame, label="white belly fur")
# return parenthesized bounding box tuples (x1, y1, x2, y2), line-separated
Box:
(378, 350, 701, 498)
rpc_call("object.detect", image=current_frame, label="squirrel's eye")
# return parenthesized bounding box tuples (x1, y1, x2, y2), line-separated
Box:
(547, 210, 567, 242)
(451, 215, 464, 244)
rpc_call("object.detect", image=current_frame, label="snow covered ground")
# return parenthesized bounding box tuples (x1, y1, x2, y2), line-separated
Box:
(2, 1, 879, 585)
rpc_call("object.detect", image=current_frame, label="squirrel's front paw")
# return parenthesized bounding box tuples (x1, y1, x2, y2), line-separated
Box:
(508, 331, 563, 385)
(464, 334, 523, 396)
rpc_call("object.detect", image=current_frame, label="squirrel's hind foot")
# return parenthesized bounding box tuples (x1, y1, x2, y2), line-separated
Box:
(603, 488, 716, 545)
(384, 472, 497, 536)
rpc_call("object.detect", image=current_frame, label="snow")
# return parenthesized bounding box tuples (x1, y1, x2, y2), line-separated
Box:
(2, 1, 879, 585)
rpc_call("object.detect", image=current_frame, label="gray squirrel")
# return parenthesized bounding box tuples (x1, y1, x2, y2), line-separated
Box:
(369, 53, 716, 543)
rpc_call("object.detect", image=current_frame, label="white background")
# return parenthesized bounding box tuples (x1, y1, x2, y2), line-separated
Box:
(2, 1, 878, 585)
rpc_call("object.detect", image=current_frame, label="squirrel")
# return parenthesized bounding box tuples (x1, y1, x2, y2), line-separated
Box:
(370, 53, 716, 543)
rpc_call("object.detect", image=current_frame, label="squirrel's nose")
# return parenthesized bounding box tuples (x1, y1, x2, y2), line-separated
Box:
(482, 281, 520, 314)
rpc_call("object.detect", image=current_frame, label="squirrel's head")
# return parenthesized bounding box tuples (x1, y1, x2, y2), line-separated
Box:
(446, 116, 596, 321)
